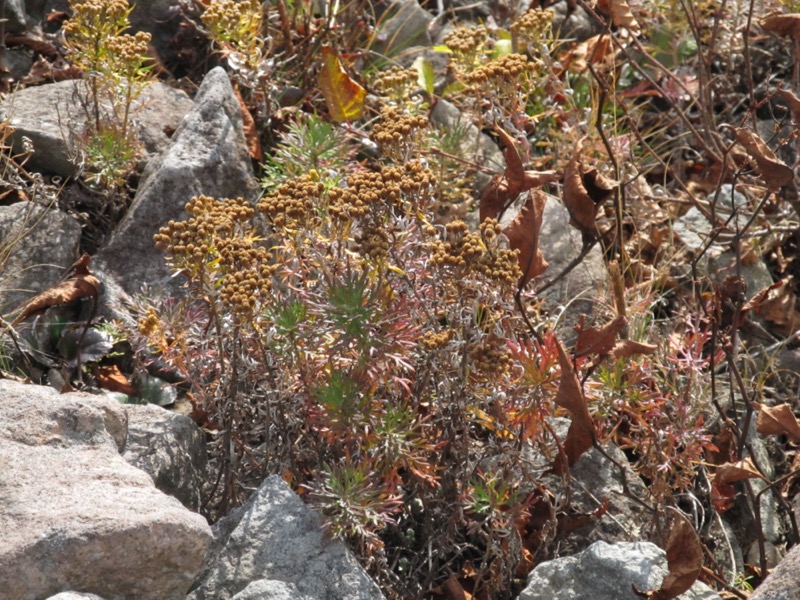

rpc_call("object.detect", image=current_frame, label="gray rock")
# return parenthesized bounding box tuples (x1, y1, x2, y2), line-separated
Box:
(231, 580, 308, 600)
(46, 593, 107, 600)
(0, 379, 212, 600)
(122, 403, 208, 511)
(551, 0, 601, 43)
(0, 79, 193, 178)
(188, 474, 384, 600)
(3, 0, 30, 33)
(128, 0, 184, 71)
(750, 543, 800, 600)
(530, 196, 607, 335)
(0, 200, 81, 316)
(97, 67, 257, 297)
(372, 0, 432, 57)
(519, 541, 722, 600)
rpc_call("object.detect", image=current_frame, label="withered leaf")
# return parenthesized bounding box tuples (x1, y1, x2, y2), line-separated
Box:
(94, 364, 135, 395)
(733, 127, 793, 190)
(11, 253, 100, 326)
(563, 149, 616, 241)
(232, 81, 262, 161)
(713, 457, 765, 484)
(611, 339, 658, 359)
(776, 88, 800, 123)
(637, 511, 703, 599)
(755, 402, 800, 443)
(318, 46, 366, 124)
(574, 315, 627, 358)
(552, 338, 595, 472)
(761, 12, 800, 40)
(503, 189, 548, 287)
(480, 127, 560, 223)
(605, 0, 641, 34)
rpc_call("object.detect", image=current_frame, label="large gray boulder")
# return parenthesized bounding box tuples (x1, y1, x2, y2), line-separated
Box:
(750, 543, 800, 600)
(0, 379, 212, 600)
(188, 475, 385, 600)
(519, 541, 721, 600)
(123, 402, 208, 512)
(97, 67, 257, 297)
(0, 200, 81, 316)
(0, 80, 193, 178)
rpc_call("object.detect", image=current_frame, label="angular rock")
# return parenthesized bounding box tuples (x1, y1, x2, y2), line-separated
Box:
(230, 580, 307, 600)
(0, 79, 194, 178)
(123, 402, 208, 512)
(188, 474, 384, 600)
(519, 541, 721, 600)
(0, 379, 212, 600)
(0, 200, 81, 316)
(97, 67, 257, 297)
(750, 543, 800, 600)
(372, 0, 432, 57)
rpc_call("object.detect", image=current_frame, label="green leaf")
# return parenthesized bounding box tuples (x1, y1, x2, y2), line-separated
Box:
(412, 56, 435, 96)
(494, 39, 513, 58)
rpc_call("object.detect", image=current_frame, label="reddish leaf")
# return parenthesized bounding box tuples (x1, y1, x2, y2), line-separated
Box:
(761, 12, 800, 40)
(711, 482, 736, 513)
(637, 512, 703, 599)
(733, 127, 793, 190)
(713, 457, 765, 485)
(563, 149, 615, 241)
(480, 127, 560, 223)
(232, 81, 262, 161)
(755, 402, 800, 443)
(574, 315, 627, 358)
(318, 46, 366, 123)
(611, 339, 658, 359)
(11, 253, 101, 326)
(94, 364, 135, 395)
(552, 338, 595, 472)
(503, 189, 548, 287)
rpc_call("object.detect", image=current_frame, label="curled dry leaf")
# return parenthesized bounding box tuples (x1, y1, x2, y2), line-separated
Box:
(232, 81, 262, 161)
(761, 12, 800, 39)
(602, 0, 641, 35)
(733, 127, 793, 190)
(11, 253, 101, 326)
(574, 315, 627, 358)
(318, 45, 366, 124)
(503, 189, 548, 287)
(563, 148, 617, 242)
(552, 337, 595, 473)
(713, 457, 765, 485)
(479, 128, 560, 222)
(755, 402, 800, 442)
(776, 88, 800, 123)
(640, 511, 703, 600)
(94, 364, 135, 395)
(611, 339, 658, 359)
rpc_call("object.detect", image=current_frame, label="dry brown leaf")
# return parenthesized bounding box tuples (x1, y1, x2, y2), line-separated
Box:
(713, 457, 765, 485)
(563, 148, 616, 241)
(754, 281, 800, 336)
(232, 81, 262, 161)
(504, 189, 548, 287)
(479, 128, 560, 223)
(11, 253, 101, 326)
(733, 127, 794, 190)
(755, 402, 800, 442)
(776, 88, 800, 123)
(611, 339, 658, 359)
(599, 0, 641, 34)
(636, 511, 703, 599)
(761, 12, 800, 40)
(94, 364, 135, 395)
(552, 338, 595, 472)
(574, 315, 627, 358)
(440, 574, 471, 600)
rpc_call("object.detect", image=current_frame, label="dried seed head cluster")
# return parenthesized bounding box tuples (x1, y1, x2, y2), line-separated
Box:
(201, 0, 262, 47)
(64, 0, 129, 35)
(510, 8, 554, 44)
(137, 306, 161, 337)
(258, 172, 325, 229)
(373, 66, 418, 101)
(104, 32, 152, 77)
(370, 107, 428, 159)
(354, 227, 391, 263)
(419, 329, 454, 350)
(444, 26, 488, 62)
(154, 195, 275, 314)
(466, 53, 534, 85)
(430, 219, 521, 288)
(469, 334, 512, 375)
(328, 161, 436, 222)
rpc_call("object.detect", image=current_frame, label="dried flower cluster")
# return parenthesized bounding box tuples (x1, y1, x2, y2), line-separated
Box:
(372, 66, 418, 101)
(444, 25, 488, 69)
(258, 172, 325, 230)
(104, 32, 152, 78)
(469, 334, 513, 375)
(370, 107, 429, 160)
(466, 53, 534, 85)
(510, 7, 554, 45)
(201, 0, 262, 47)
(430, 219, 521, 288)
